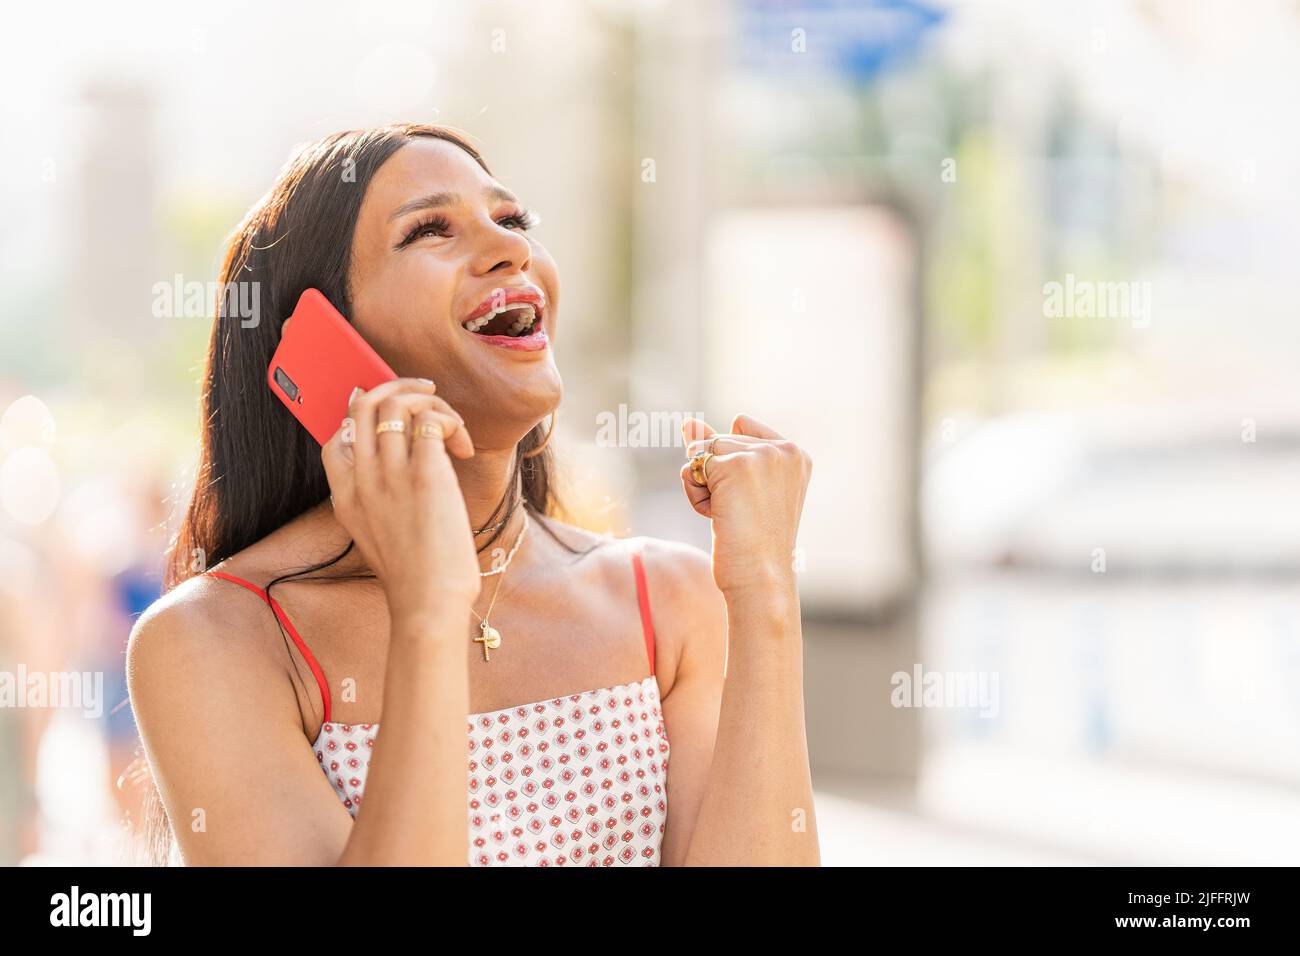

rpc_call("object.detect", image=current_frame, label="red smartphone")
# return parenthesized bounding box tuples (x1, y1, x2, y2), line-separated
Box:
(267, 288, 398, 446)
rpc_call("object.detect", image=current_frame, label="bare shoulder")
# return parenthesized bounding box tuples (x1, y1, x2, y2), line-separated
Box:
(535, 516, 720, 618)
(125, 572, 287, 709)
(126, 546, 349, 865)
(630, 535, 716, 602)
(528, 515, 726, 691)
(623, 534, 728, 695)
(126, 507, 310, 681)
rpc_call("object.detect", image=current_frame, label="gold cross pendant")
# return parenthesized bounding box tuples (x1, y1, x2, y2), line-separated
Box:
(474, 622, 502, 662)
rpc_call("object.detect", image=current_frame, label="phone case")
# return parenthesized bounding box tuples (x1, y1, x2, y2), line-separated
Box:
(267, 288, 398, 446)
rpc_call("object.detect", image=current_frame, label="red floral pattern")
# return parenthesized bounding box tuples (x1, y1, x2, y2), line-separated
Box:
(314, 676, 670, 866)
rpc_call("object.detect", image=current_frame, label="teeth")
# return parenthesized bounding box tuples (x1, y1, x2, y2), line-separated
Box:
(462, 303, 538, 336)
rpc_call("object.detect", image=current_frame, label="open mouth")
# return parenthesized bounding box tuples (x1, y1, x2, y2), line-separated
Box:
(461, 287, 546, 339)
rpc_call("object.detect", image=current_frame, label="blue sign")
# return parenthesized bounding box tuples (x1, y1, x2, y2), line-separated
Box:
(738, 0, 946, 83)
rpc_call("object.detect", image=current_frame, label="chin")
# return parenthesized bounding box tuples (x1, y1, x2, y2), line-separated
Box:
(460, 379, 561, 444)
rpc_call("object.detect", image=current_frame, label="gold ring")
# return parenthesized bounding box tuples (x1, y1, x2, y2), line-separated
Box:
(685, 436, 722, 460)
(689, 451, 713, 487)
(376, 419, 407, 435)
(414, 421, 444, 440)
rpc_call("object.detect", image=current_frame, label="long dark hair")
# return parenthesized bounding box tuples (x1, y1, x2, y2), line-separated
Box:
(135, 123, 586, 865)
(167, 122, 570, 593)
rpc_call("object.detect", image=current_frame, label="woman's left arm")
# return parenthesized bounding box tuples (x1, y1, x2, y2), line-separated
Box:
(657, 413, 820, 866)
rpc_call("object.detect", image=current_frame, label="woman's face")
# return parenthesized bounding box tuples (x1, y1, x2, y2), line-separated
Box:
(347, 137, 562, 451)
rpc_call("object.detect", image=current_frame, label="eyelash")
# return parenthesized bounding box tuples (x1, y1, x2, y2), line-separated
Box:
(398, 208, 539, 248)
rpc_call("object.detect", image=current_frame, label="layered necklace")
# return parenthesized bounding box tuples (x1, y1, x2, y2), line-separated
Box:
(469, 508, 529, 662)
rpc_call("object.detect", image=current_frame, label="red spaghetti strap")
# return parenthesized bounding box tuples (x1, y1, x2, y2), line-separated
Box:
(204, 570, 332, 723)
(630, 550, 656, 676)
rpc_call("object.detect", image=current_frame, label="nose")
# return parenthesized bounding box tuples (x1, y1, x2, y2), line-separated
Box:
(471, 217, 531, 277)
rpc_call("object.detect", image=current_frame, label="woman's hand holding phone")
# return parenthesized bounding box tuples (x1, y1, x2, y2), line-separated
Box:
(320, 377, 482, 623)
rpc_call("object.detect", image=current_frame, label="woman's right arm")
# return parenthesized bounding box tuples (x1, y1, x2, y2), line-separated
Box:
(337, 605, 470, 865)
(128, 378, 482, 866)
(127, 592, 472, 865)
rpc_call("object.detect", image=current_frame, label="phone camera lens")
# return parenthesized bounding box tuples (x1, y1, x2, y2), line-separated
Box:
(274, 366, 299, 402)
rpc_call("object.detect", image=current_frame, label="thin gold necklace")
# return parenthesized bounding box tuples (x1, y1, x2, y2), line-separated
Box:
(470, 511, 529, 661)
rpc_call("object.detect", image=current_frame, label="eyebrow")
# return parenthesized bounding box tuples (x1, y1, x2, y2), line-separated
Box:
(387, 185, 519, 222)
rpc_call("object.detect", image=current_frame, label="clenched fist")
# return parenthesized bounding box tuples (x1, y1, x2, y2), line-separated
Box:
(679, 414, 812, 597)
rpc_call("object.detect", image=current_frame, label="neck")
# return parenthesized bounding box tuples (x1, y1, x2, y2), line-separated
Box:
(310, 444, 530, 578)
(450, 444, 523, 536)
(452, 445, 531, 574)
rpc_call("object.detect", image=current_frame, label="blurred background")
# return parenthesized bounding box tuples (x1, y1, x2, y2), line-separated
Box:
(2, 0, 1298, 865)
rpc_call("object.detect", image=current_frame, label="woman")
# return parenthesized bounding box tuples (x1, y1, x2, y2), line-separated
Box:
(127, 123, 818, 866)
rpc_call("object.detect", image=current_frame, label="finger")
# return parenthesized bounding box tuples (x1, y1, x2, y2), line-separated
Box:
(381, 392, 473, 473)
(730, 413, 784, 441)
(326, 410, 358, 467)
(684, 448, 750, 493)
(321, 428, 356, 507)
(389, 392, 472, 456)
(411, 409, 471, 482)
(420, 393, 469, 451)
(439, 414, 475, 459)
(342, 387, 380, 502)
(347, 377, 437, 454)
(683, 433, 766, 458)
(347, 378, 438, 483)
(679, 461, 711, 518)
(410, 405, 474, 460)
(374, 393, 421, 475)
(680, 416, 717, 449)
(353, 375, 437, 405)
